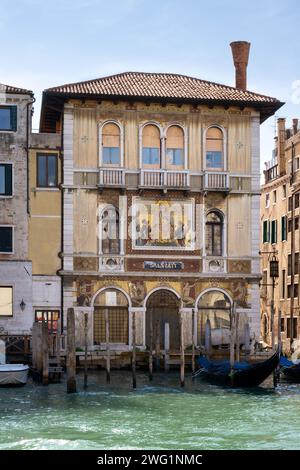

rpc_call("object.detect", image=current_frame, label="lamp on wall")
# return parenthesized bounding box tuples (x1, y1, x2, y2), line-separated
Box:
(20, 299, 26, 311)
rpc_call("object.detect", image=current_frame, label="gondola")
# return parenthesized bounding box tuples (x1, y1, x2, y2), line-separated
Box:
(279, 356, 300, 381)
(193, 349, 280, 387)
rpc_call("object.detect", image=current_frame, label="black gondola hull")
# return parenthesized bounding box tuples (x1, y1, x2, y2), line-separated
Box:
(281, 366, 300, 381)
(196, 350, 280, 388)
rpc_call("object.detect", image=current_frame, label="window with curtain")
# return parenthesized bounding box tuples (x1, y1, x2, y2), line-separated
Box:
(102, 123, 121, 165)
(205, 211, 223, 256)
(142, 124, 161, 166)
(100, 207, 120, 254)
(166, 125, 184, 167)
(37, 154, 58, 187)
(206, 127, 224, 169)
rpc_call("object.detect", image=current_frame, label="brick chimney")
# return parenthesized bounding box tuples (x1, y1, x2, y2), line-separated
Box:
(293, 118, 299, 135)
(277, 118, 286, 176)
(230, 41, 251, 90)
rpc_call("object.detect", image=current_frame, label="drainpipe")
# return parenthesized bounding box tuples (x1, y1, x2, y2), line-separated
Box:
(26, 96, 36, 214)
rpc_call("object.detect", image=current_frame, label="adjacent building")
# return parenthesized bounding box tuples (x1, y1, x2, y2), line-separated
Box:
(261, 118, 300, 354)
(0, 82, 34, 333)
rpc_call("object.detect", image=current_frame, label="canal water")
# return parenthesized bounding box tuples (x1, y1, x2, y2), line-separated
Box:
(0, 371, 300, 450)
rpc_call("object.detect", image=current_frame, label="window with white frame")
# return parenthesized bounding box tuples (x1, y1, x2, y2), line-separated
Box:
(166, 125, 184, 167)
(0, 106, 17, 131)
(101, 122, 121, 166)
(0, 163, 13, 196)
(142, 124, 161, 167)
(205, 210, 223, 256)
(205, 126, 224, 170)
(100, 207, 120, 254)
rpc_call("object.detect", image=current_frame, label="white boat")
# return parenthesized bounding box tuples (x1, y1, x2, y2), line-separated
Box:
(0, 364, 29, 386)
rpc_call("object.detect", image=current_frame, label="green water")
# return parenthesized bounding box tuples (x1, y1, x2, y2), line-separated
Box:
(0, 371, 300, 450)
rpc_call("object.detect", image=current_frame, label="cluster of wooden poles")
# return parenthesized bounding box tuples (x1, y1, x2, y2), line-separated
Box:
(66, 307, 194, 393)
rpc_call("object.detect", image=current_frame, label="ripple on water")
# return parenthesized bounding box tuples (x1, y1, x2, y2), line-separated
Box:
(0, 371, 300, 450)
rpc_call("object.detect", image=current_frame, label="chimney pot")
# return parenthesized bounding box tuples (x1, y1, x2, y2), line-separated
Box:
(230, 41, 251, 90)
(292, 118, 299, 135)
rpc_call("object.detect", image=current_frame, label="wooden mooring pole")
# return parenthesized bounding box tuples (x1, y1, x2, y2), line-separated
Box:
(132, 312, 137, 389)
(105, 308, 110, 384)
(155, 320, 160, 371)
(164, 323, 170, 372)
(84, 313, 88, 390)
(235, 310, 240, 363)
(230, 303, 236, 387)
(274, 309, 282, 387)
(149, 313, 153, 381)
(180, 312, 185, 387)
(42, 321, 49, 386)
(191, 309, 195, 374)
(67, 308, 77, 393)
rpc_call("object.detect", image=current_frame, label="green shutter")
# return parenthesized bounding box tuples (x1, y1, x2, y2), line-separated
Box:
(281, 216, 287, 241)
(271, 220, 277, 244)
(263, 220, 270, 243)
(10, 106, 17, 131)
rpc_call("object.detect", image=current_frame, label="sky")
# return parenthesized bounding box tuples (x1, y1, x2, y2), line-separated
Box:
(1, 0, 300, 168)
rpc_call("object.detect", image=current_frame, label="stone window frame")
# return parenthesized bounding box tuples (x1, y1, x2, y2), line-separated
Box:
(0, 161, 14, 198)
(0, 285, 13, 317)
(0, 225, 14, 254)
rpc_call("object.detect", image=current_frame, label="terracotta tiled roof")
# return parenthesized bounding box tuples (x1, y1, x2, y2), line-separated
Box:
(0, 82, 33, 96)
(45, 71, 280, 105)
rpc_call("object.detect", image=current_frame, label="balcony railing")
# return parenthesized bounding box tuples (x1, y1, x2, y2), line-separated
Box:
(140, 169, 189, 189)
(99, 168, 125, 187)
(203, 172, 229, 191)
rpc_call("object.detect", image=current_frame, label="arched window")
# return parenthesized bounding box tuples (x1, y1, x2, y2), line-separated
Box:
(166, 125, 184, 167)
(142, 124, 161, 167)
(197, 290, 231, 347)
(205, 211, 223, 256)
(100, 206, 120, 254)
(94, 288, 129, 344)
(102, 122, 121, 165)
(206, 126, 224, 169)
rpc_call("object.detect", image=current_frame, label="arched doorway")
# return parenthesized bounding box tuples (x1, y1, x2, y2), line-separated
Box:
(197, 289, 231, 348)
(93, 288, 129, 345)
(146, 289, 180, 350)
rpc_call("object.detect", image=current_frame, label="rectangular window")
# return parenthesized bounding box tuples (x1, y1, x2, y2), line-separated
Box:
(294, 157, 300, 172)
(0, 226, 13, 253)
(102, 147, 120, 165)
(282, 185, 287, 198)
(0, 163, 13, 196)
(271, 220, 277, 244)
(287, 318, 298, 339)
(0, 106, 17, 131)
(295, 193, 299, 209)
(288, 284, 299, 298)
(281, 216, 287, 241)
(206, 151, 222, 169)
(288, 196, 293, 212)
(263, 220, 270, 243)
(273, 190, 277, 203)
(37, 154, 58, 187)
(0, 286, 13, 316)
(281, 317, 285, 333)
(282, 270, 286, 299)
(287, 253, 299, 276)
(142, 147, 160, 165)
(166, 148, 184, 166)
(35, 310, 60, 334)
(265, 193, 270, 208)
